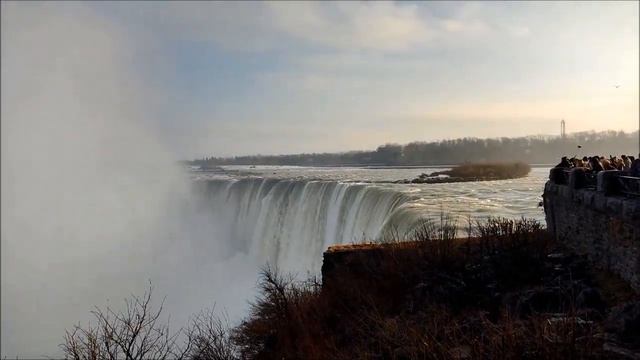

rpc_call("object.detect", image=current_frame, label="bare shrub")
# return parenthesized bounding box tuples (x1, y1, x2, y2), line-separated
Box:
(183, 308, 237, 360)
(411, 218, 438, 242)
(232, 266, 323, 359)
(474, 217, 547, 254)
(61, 284, 188, 360)
(377, 224, 404, 243)
(438, 212, 458, 241)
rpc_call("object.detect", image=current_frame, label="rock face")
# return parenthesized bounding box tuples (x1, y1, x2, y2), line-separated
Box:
(576, 287, 606, 314)
(321, 244, 387, 287)
(605, 302, 640, 344)
(544, 168, 640, 292)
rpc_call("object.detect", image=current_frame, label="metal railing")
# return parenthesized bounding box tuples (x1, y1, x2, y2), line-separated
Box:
(549, 168, 571, 185)
(584, 172, 598, 189)
(549, 168, 640, 197)
(615, 175, 640, 197)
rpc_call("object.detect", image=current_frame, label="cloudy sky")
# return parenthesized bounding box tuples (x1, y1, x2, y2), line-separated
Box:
(4, 1, 639, 158)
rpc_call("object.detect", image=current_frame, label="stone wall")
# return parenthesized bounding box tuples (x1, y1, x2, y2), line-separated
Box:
(543, 168, 640, 292)
(321, 243, 398, 290)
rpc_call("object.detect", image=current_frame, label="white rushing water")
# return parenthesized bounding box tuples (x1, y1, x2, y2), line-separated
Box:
(194, 178, 413, 273)
(190, 166, 549, 274)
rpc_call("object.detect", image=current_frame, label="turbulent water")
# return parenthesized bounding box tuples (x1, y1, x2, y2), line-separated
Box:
(194, 178, 413, 272)
(191, 166, 549, 274)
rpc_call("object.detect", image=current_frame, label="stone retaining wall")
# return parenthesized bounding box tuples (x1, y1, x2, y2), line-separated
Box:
(543, 168, 640, 292)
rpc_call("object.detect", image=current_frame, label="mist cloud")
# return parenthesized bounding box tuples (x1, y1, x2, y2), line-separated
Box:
(0, 3, 242, 357)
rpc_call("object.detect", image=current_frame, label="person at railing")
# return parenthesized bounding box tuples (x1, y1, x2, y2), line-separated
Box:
(589, 156, 604, 173)
(630, 156, 640, 177)
(582, 156, 590, 169)
(601, 156, 616, 170)
(621, 155, 632, 170)
(554, 154, 638, 175)
(555, 156, 572, 168)
(569, 157, 579, 167)
(610, 156, 625, 170)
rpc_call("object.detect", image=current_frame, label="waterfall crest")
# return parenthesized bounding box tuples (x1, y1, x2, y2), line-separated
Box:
(194, 178, 420, 272)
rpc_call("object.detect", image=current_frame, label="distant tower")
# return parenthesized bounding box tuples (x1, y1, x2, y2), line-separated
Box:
(561, 119, 566, 138)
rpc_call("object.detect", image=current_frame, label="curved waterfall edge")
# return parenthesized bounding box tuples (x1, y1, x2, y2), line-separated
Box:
(191, 177, 429, 272)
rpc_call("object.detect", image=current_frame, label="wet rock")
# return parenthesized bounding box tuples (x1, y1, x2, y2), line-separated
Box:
(516, 287, 569, 315)
(543, 314, 594, 344)
(554, 257, 588, 280)
(605, 302, 640, 345)
(602, 342, 640, 359)
(547, 252, 566, 261)
(393, 346, 418, 359)
(409, 273, 467, 308)
(449, 346, 471, 359)
(576, 287, 606, 314)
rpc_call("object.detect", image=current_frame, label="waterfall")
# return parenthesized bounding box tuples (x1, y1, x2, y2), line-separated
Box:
(193, 177, 421, 273)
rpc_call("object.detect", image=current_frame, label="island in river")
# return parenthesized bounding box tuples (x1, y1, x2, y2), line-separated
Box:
(397, 161, 532, 184)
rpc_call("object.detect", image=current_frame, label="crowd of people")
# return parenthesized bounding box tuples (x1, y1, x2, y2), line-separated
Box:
(555, 153, 640, 177)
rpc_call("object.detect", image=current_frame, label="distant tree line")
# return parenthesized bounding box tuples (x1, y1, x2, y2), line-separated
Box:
(190, 130, 639, 167)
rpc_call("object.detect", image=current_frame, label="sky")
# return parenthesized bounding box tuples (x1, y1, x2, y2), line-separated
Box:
(5, 1, 640, 158)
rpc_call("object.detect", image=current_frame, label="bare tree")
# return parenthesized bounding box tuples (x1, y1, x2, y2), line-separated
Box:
(183, 308, 237, 360)
(61, 283, 190, 360)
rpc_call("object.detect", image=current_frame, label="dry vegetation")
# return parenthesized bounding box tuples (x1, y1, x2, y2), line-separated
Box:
(402, 162, 532, 184)
(61, 285, 238, 360)
(431, 162, 532, 180)
(63, 218, 639, 360)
